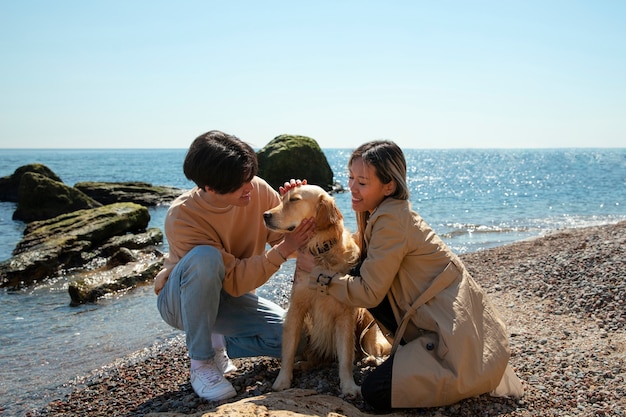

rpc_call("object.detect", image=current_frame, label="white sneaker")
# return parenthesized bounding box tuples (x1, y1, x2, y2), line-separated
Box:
(214, 347, 237, 374)
(190, 361, 236, 401)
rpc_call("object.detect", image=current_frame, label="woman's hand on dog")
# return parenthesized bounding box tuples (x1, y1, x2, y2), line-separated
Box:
(280, 178, 307, 195)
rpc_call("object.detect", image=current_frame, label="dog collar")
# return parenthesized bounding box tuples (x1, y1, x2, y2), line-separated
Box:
(309, 238, 338, 256)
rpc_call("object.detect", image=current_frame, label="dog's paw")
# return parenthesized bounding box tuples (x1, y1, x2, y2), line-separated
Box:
(340, 381, 361, 398)
(272, 372, 292, 391)
(361, 354, 385, 367)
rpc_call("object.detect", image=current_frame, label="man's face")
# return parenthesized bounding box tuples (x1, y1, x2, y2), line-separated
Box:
(206, 181, 253, 208)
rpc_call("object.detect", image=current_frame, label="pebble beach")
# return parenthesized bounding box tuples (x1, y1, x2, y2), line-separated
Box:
(26, 221, 626, 417)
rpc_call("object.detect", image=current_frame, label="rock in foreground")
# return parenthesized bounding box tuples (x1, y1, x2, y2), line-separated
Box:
(198, 389, 367, 417)
(0, 202, 153, 289)
(67, 235, 164, 306)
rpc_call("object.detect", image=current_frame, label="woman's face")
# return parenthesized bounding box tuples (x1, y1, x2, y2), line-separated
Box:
(348, 157, 393, 213)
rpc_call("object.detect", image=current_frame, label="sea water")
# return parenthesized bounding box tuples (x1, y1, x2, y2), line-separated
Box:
(0, 148, 624, 415)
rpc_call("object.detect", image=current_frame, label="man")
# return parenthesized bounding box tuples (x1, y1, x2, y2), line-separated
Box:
(155, 130, 313, 401)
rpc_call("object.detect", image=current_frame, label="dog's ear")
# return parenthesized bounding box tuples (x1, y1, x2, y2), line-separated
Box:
(316, 194, 343, 229)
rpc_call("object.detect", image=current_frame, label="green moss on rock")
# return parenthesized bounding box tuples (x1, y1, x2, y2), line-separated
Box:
(257, 134, 334, 191)
(0, 163, 63, 202)
(13, 172, 101, 222)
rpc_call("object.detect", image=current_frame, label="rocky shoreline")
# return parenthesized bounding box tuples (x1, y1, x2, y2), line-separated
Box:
(28, 222, 626, 417)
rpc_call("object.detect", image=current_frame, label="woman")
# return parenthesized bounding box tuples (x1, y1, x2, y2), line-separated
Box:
(303, 140, 522, 410)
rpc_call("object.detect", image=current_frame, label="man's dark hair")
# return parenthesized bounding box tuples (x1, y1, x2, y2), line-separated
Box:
(183, 130, 258, 194)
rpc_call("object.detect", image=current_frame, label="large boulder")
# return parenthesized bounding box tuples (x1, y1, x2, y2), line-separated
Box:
(74, 181, 184, 206)
(13, 172, 101, 222)
(0, 163, 63, 202)
(257, 135, 334, 191)
(0, 202, 152, 289)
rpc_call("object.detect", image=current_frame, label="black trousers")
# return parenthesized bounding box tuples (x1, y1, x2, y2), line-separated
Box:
(362, 296, 398, 411)
(361, 353, 394, 411)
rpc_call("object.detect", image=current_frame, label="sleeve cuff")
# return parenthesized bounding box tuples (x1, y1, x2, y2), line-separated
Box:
(266, 246, 286, 267)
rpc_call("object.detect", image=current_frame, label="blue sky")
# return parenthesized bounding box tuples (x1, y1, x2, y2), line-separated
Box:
(1, 1, 624, 149)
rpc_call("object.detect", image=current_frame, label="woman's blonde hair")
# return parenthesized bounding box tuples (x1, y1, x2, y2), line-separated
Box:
(348, 140, 409, 254)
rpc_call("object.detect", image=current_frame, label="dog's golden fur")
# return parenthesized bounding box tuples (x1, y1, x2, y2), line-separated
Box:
(264, 184, 391, 396)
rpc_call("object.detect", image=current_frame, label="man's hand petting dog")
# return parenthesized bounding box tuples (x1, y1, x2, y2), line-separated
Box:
(277, 218, 315, 260)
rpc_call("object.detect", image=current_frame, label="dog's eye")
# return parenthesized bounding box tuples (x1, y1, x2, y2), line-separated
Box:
(289, 196, 301, 202)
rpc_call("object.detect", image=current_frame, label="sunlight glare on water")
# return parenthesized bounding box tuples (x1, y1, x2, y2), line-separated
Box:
(0, 147, 624, 415)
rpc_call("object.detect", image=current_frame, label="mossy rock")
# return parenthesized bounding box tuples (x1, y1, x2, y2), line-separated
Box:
(74, 181, 184, 206)
(257, 134, 334, 191)
(68, 252, 164, 306)
(0, 202, 151, 288)
(0, 163, 63, 202)
(13, 172, 101, 222)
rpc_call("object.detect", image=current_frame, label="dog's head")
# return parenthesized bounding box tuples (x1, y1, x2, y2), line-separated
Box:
(263, 184, 343, 233)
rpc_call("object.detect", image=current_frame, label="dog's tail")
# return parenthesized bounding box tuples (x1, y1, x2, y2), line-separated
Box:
(355, 309, 392, 360)
(358, 317, 378, 357)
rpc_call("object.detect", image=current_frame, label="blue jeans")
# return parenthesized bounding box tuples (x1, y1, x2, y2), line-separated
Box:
(157, 245, 285, 361)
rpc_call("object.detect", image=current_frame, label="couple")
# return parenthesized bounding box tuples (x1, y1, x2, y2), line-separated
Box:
(154, 130, 523, 411)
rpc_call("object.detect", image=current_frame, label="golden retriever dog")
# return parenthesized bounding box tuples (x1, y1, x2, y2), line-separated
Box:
(264, 184, 391, 397)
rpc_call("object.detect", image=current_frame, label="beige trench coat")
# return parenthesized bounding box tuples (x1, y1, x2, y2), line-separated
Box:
(322, 198, 521, 408)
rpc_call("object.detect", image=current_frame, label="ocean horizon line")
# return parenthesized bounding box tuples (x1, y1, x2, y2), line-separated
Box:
(1, 146, 625, 151)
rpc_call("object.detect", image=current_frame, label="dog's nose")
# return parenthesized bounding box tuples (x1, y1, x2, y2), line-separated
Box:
(263, 212, 272, 220)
